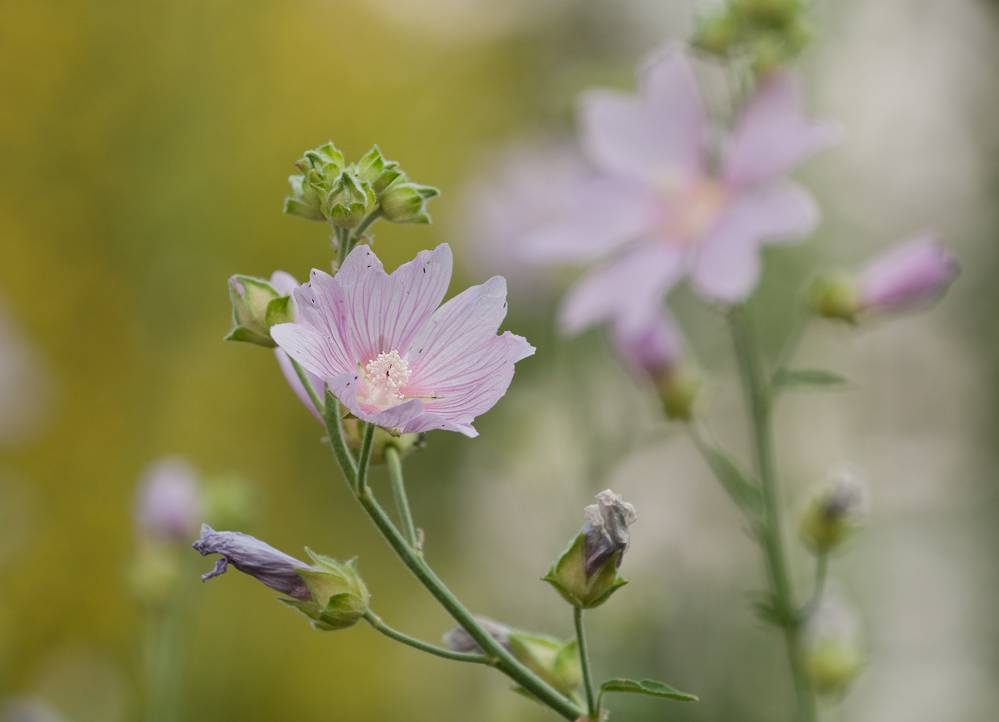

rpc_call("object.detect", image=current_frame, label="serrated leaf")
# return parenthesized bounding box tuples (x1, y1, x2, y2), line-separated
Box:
(599, 678, 698, 702)
(774, 369, 848, 389)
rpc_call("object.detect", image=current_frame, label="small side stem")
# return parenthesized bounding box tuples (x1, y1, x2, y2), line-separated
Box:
(364, 610, 491, 665)
(356, 422, 376, 493)
(290, 358, 324, 416)
(574, 607, 598, 720)
(385, 446, 419, 551)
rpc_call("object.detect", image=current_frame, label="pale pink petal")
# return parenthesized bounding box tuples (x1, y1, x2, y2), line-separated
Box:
(287, 269, 355, 370)
(335, 244, 452, 364)
(609, 310, 682, 380)
(558, 242, 686, 337)
(691, 183, 818, 304)
(400, 412, 478, 437)
(274, 348, 324, 423)
(271, 323, 353, 379)
(520, 176, 664, 263)
(269, 270, 300, 296)
(326, 371, 427, 430)
(857, 234, 960, 311)
(722, 71, 841, 188)
(580, 49, 707, 183)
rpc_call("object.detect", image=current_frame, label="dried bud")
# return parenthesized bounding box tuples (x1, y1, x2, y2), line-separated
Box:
(801, 465, 869, 553)
(134, 457, 204, 542)
(442, 616, 513, 654)
(192, 525, 370, 630)
(544, 490, 636, 609)
(803, 591, 864, 695)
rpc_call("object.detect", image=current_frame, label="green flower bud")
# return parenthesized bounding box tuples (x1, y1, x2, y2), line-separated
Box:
(544, 490, 636, 609)
(694, 11, 740, 57)
(356, 145, 404, 195)
(379, 178, 440, 224)
(750, 32, 794, 76)
(321, 169, 378, 229)
(225, 275, 281, 347)
(282, 551, 370, 631)
(801, 466, 868, 554)
(656, 364, 704, 421)
(733, 0, 802, 30)
(803, 592, 864, 695)
(508, 633, 582, 696)
(809, 274, 859, 323)
(285, 142, 345, 221)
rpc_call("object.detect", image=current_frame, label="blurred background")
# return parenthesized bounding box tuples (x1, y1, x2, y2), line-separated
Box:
(1, 0, 997, 720)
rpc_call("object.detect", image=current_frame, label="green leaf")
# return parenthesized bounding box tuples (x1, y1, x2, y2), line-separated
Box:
(774, 369, 849, 389)
(599, 678, 698, 702)
(691, 435, 761, 514)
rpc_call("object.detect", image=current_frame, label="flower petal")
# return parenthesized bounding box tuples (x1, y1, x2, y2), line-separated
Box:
(520, 176, 663, 263)
(691, 182, 818, 304)
(580, 49, 707, 184)
(723, 71, 841, 188)
(280, 269, 355, 372)
(274, 348, 324, 423)
(334, 243, 452, 364)
(857, 233, 960, 311)
(558, 242, 686, 337)
(269, 270, 300, 296)
(272, 322, 352, 380)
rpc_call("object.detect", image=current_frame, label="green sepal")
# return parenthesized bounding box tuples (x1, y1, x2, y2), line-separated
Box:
(316, 592, 366, 630)
(226, 275, 280, 347)
(266, 294, 295, 327)
(599, 677, 698, 702)
(356, 145, 404, 195)
(508, 633, 581, 696)
(542, 533, 628, 609)
(322, 170, 377, 229)
(379, 179, 440, 224)
(284, 175, 326, 221)
(224, 326, 276, 347)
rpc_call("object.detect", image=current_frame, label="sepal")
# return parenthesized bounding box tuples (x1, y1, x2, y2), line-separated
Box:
(543, 533, 629, 609)
(508, 632, 582, 696)
(226, 275, 281, 347)
(379, 179, 440, 224)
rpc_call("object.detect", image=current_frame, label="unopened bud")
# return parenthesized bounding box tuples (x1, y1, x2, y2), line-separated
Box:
(225, 275, 282, 347)
(356, 145, 404, 195)
(322, 169, 378, 229)
(801, 465, 868, 553)
(379, 178, 440, 224)
(285, 142, 345, 221)
(544, 490, 636, 609)
(694, 11, 740, 57)
(508, 632, 581, 696)
(803, 592, 864, 695)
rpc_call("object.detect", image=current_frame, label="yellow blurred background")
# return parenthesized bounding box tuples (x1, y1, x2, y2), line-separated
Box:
(2, 0, 998, 721)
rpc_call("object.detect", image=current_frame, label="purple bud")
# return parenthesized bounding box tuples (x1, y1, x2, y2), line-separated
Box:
(134, 457, 204, 542)
(857, 234, 960, 314)
(442, 616, 513, 654)
(609, 313, 682, 383)
(582, 490, 637, 578)
(192, 525, 313, 600)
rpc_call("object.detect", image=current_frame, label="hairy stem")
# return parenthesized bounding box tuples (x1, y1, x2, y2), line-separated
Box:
(730, 308, 816, 722)
(290, 358, 324, 416)
(385, 446, 419, 551)
(364, 610, 491, 665)
(575, 607, 598, 720)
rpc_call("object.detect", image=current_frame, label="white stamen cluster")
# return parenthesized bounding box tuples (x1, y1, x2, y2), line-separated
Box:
(364, 350, 412, 408)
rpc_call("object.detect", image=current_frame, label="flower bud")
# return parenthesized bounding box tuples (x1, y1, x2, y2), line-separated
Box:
(694, 10, 739, 57)
(379, 178, 440, 224)
(610, 313, 702, 421)
(284, 142, 345, 221)
(225, 275, 282, 347)
(803, 592, 864, 695)
(508, 632, 582, 696)
(809, 273, 858, 322)
(800, 465, 869, 554)
(134, 457, 204, 542)
(321, 168, 378, 229)
(342, 419, 426, 465)
(356, 145, 404, 195)
(192, 525, 370, 630)
(733, 0, 802, 29)
(544, 490, 636, 609)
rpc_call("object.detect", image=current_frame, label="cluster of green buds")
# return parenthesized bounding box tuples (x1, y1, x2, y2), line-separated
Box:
(224, 273, 295, 348)
(693, 0, 815, 74)
(443, 618, 582, 697)
(285, 142, 439, 228)
(544, 490, 637, 609)
(800, 465, 868, 554)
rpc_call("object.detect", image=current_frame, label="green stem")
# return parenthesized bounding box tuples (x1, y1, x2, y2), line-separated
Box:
(730, 308, 816, 722)
(385, 446, 419, 551)
(323, 389, 358, 488)
(335, 225, 349, 264)
(364, 610, 491, 665)
(351, 209, 382, 245)
(290, 358, 324, 416)
(328, 422, 582, 720)
(356, 422, 376, 493)
(574, 607, 598, 720)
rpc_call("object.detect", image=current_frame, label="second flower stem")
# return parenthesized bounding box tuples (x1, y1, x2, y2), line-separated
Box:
(574, 607, 598, 720)
(385, 446, 419, 551)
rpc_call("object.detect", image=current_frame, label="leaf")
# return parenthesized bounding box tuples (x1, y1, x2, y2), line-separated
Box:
(774, 369, 848, 389)
(691, 436, 761, 514)
(599, 678, 698, 702)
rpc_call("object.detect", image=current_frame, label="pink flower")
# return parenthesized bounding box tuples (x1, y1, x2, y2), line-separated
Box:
(524, 48, 839, 335)
(271, 244, 534, 437)
(856, 234, 959, 314)
(135, 457, 204, 542)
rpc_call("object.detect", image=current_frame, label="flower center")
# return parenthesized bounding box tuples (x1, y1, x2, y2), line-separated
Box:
(362, 350, 412, 411)
(654, 173, 728, 244)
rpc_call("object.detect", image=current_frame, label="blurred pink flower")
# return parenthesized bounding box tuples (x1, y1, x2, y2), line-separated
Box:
(271, 244, 534, 437)
(609, 311, 683, 384)
(270, 270, 325, 423)
(856, 234, 959, 314)
(524, 48, 839, 334)
(134, 457, 204, 542)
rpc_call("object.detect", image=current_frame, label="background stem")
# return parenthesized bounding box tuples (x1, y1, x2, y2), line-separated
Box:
(574, 607, 598, 720)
